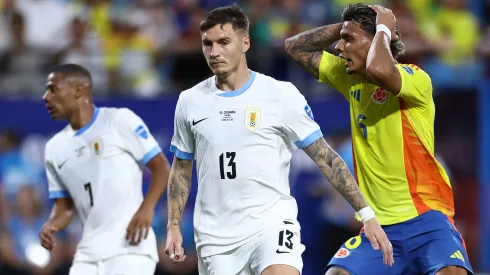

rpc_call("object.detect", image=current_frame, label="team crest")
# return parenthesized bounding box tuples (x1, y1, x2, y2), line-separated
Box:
(244, 107, 262, 131)
(334, 248, 350, 258)
(372, 87, 387, 104)
(90, 138, 104, 157)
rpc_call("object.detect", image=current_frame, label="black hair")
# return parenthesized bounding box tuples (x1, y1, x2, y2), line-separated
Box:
(342, 3, 405, 59)
(51, 63, 92, 86)
(200, 3, 249, 33)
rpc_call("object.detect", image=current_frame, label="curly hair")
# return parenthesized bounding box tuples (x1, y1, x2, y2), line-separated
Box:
(342, 3, 405, 60)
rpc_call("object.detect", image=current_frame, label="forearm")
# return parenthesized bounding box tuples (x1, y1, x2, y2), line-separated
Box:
(366, 33, 398, 83)
(303, 138, 368, 211)
(48, 198, 74, 230)
(167, 157, 192, 228)
(284, 23, 343, 78)
(142, 155, 171, 209)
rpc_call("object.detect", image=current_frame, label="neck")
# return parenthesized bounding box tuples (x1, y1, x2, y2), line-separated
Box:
(215, 63, 250, 92)
(69, 100, 95, 130)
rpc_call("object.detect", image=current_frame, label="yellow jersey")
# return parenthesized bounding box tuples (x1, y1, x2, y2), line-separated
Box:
(318, 51, 454, 225)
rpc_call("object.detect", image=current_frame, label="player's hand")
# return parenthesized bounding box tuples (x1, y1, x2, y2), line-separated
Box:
(369, 5, 399, 41)
(39, 221, 59, 251)
(126, 205, 154, 245)
(363, 218, 394, 266)
(164, 224, 186, 263)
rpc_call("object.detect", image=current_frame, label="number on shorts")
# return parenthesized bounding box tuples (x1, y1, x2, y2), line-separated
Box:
(278, 229, 294, 250)
(345, 236, 362, 249)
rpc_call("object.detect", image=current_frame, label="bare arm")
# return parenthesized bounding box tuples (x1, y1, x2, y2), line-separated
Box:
(48, 198, 75, 230)
(284, 23, 343, 79)
(167, 156, 193, 228)
(303, 138, 368, 211)
(142, 153, 171, 209)
(365, 32, 401, 95)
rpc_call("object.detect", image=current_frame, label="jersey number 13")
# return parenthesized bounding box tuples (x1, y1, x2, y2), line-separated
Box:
(219, 152, 236, 179)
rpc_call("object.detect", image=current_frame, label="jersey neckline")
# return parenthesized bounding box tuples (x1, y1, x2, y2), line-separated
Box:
(74, 107, 100, 136)
(214, 70, 256, 97)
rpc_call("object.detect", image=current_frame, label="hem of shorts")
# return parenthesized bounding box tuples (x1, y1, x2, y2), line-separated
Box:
(73, 252, 159, 263)
(197, 230, 265, 258)
(431, 264, 473, 275)
(324, 264, 358, 275)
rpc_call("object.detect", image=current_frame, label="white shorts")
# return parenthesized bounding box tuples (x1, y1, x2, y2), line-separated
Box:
(198, 219, 305, 275)
(69, 254, 157, 275)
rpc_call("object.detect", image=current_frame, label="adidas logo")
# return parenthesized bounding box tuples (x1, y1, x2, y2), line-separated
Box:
(450, 250, 465, 262)
(351, 89, 361, 102)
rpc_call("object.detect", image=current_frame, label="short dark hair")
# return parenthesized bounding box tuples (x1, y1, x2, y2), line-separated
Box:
(51, 63, 92, 85)
(342, 3, 405, 59)
(199, 3, 249, 33)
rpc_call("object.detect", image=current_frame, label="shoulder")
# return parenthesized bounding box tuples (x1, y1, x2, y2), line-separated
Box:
(254, 72, 302, 98)
(397, 64, 431, 83)
(44, 126, 71, 158)
(179, 76, 214, 102)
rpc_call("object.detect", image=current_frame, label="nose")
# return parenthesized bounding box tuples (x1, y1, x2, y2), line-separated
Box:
(210, 43, 219, 58)
(42, 90, 50, 102)
(335, 40, 344, 53)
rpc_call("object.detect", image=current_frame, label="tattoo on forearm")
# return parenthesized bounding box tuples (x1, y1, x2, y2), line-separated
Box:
(284, 23, 343, 78)
(303, 138, 367, 211)
(167, 158, 191, 227)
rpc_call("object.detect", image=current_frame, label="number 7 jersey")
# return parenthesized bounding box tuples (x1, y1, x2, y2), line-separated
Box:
(44, 107, 160, 262)
(170, 71, 322, 258)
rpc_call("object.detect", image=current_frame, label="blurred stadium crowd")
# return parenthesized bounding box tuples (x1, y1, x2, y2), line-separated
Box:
(0, 0, 489, 274)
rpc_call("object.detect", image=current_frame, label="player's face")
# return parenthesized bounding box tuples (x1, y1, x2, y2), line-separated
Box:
(334, 21, 373, 75)
(42, 73, 77, 120)
(201, 23, 250, 76)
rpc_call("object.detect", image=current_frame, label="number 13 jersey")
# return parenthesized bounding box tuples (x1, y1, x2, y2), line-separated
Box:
(170, 71, 322, 257)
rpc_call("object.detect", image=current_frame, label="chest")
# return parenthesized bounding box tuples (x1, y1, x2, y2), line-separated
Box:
(189, 99, 282, 145)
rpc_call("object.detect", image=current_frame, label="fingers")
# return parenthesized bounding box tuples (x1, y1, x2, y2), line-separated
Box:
(127, 219, 145, 245)
(365, 232, 380, 251)
(172, 246, 186, 263)
(376, 232, 394, 266)
(39, 230, 56, 251)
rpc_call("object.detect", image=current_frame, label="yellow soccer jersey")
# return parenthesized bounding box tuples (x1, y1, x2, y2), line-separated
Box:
(318, 51, 454, 225)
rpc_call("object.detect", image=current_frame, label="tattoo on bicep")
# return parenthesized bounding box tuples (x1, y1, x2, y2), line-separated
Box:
(304, 138, 367, 211)
(168, 158, 191, 226)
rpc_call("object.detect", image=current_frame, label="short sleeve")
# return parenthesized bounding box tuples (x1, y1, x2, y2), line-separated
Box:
(281, 83, 323, 149)
(44, 145, 71, 199)
(115, 108, 162, 166)
(169, 95, 195, 160)
(395, 64, 432, 107)
(318, 51, 351, 99)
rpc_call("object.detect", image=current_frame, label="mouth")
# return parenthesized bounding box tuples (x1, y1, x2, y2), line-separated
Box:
(46, 105, 55, 114)
(339, 55, 352, 67)
(210, 61, 225, 67)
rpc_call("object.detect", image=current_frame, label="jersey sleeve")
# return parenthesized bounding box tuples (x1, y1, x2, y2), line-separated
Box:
(281, 83, 323, 149)
(115, 108, 162, 166)
(395, 64, 432, 106)
(169, 95, 195, 160)
(318, 51, 351, 100)
(44, 144, 71, 199)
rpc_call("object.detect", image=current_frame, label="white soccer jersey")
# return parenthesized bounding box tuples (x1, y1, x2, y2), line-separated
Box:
(44, 107, 160, 262)
(170, 71, 323, 257)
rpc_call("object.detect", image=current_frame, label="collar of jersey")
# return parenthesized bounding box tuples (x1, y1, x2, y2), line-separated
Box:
(74, 107, 100, 136)
(215, 70, 256, 97)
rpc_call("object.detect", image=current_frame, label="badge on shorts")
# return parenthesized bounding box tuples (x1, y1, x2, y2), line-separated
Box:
(244, 107, 262, 131)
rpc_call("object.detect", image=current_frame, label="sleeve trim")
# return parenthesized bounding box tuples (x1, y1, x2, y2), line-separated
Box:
(169, 145, 194, 160)
(49, 190, 71, 199)
(294, 129, 323, 149)
(140, 145, 162, 165)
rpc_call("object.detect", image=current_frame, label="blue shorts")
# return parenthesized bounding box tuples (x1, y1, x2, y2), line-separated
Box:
(326, 211, 474, 275)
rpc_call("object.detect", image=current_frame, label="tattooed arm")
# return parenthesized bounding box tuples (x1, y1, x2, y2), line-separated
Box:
(284, 23, 343, 79)
(303, 137, 367, 211)
(167, 156, 193, 228)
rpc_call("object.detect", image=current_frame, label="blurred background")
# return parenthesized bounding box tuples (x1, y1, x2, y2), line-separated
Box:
(0, 0, 489, 274)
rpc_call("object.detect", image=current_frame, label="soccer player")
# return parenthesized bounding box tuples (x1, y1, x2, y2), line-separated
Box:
(38, 64, 170, 275)
(164, 4, 393, 275)
(285, 3, 473, 275)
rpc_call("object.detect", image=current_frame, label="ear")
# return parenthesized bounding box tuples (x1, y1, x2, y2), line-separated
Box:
(74, 84, 83, 99)
(242, 34, 250, 53)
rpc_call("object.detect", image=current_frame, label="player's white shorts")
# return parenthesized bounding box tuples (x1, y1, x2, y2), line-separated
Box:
(68, 254, 157, 275)
(198, 219, 305, 275)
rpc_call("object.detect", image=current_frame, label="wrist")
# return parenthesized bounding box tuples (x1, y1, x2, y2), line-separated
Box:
(376, 24, 392, 41)
(357, 206, 376, 223)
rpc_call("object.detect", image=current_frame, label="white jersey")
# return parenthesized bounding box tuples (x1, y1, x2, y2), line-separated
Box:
(44, 107, 160, 262)
(170, 71, 322, 257)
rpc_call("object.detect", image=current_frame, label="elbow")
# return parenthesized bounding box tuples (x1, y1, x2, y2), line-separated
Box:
(284, 37, 294, 55)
